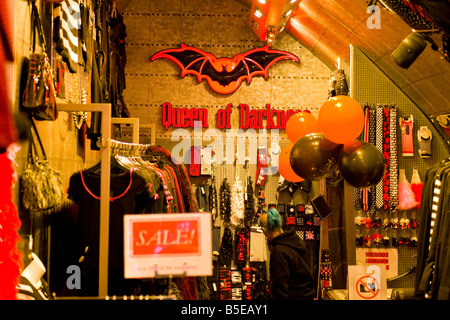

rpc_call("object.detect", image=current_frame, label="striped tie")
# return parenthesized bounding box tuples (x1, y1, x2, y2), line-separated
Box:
(382, 106, 390, 211)
(390, 105, 399, 212)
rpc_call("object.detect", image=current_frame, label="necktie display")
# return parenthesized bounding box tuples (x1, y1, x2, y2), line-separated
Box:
(353, 102, 422, 251)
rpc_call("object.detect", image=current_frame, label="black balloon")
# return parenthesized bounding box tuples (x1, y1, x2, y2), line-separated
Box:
(290, 133, 341, 181)
(338, 140, 385, 188)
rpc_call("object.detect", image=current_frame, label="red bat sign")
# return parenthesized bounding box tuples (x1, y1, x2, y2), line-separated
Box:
(151, 43, 299, 95)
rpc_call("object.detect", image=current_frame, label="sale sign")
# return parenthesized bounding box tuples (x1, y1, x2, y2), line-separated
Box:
(124, 213, 212, 278)
(132, 220, 199, 256)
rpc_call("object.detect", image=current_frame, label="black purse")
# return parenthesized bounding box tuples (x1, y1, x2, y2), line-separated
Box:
(21, 2, 58, 121)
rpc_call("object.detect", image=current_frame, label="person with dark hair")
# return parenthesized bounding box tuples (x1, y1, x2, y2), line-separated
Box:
(258, 208, 316, 300)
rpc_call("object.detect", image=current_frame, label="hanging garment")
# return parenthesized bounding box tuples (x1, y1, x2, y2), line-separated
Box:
(230, 176, 245, 227)
(432, 169, 450, 299)
(87, 0, 110, 150)
(415, 160, 450, 299)
(109, 9, 127, 117)
(146, 145, 198, 213)
(53, 0, 84, 73)
(411, 169, 423, 210)
(147, 163, 174, 213)
(163, 166, 182, 213)
(144, 145, 201, 300)
(397, 168, 419, 210)
(189, 146, 201, 176)
(220, 179, 231, 224)
(209, 177, 218, 222)
(235, 228, 249, 270)
(244, 176, 256, 228)
(218, 227, 233, 267)
(196, 183, 210, 212)
(67, 168, 158, 295)
(334, 69, 349, 96)
(250, 229, 268, 262)
(255, 147, 268, 186)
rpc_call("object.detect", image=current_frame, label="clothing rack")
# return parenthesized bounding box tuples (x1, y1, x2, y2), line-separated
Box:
(58, 103, 111, 297)
(59, 105, 162, 297)
(58, 106, 154, 297)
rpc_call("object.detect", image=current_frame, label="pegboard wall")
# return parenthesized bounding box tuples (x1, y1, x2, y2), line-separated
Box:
(350, 46, 450, 288)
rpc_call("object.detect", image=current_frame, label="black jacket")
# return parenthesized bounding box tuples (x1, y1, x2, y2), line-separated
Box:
(270, 228, 316, 300)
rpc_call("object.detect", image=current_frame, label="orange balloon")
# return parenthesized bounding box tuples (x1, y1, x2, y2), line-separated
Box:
(318, 96, 365, 144)
(278, 144, 305, 182)
(286, 112, 320, 143)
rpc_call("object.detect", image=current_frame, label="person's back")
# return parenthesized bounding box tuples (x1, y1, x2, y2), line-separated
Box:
(259, 208, 316, 300)
(270, 227, 316, 300)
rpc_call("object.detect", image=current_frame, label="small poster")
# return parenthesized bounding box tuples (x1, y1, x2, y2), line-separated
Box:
(356, 248, 398, 279)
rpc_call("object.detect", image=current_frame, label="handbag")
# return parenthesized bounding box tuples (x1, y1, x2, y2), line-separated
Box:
(22, 1, 58, 121)
(19, 121, 65, 211)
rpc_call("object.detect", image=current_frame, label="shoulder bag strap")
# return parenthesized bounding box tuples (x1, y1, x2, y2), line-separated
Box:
(30, 1, 49, 54)
(30, 119, 47, 161)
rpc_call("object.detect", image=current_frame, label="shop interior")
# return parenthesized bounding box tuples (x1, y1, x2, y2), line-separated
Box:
(0, 0, 449, 301)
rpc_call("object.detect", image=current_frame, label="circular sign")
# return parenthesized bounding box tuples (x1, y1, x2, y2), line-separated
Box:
(355, 275, 380, 299)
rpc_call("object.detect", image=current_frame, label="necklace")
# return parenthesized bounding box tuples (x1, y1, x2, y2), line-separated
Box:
(79, 169, 133, 202)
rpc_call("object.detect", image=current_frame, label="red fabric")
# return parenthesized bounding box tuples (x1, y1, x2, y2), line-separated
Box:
(0, 0, 17, 149)
(0, 148, 23, 300)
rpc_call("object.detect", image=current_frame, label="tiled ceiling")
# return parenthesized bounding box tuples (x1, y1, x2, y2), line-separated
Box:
(114, 0, 450, 116)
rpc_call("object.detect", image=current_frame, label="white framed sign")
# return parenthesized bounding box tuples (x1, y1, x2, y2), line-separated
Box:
(124, 213, 212, 278)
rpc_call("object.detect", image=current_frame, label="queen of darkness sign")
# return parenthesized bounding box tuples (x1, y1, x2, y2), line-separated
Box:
(162, 102, 309, 130)
(161, 102, 312, 169)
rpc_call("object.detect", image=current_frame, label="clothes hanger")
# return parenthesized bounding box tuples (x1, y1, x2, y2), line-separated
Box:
(82, 140, 128, 174)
